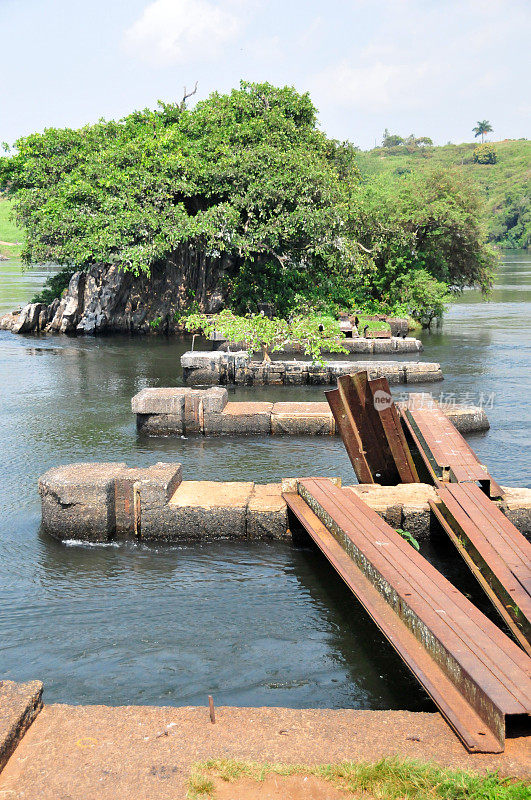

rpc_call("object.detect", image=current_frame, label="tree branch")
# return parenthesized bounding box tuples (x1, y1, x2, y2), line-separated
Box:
(180, 82, 198, 111)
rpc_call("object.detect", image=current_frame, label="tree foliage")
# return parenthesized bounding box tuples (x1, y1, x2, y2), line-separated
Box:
(0, 83, 355, 286)
(182, 309, 347, 364)
(356, 138, 529, 250)
(473, 143, 497, 164)
(473, 120, 493, 143)
(1, 83, 497, 320)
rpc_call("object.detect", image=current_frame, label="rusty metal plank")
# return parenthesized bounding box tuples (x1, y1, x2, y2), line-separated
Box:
(326, 372, 417, 485)
(325, 384, 374, 484)
(399, 401, 503, 498)
(284, 492, 502, 752)
(284, 478, 531, 753)
(432, 482, 531, 656)
(366, 377, 419, 483)
(347, 372, 398, 482)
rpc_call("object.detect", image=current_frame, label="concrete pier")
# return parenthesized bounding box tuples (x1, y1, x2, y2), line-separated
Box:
(38, 462, 531, 543)
(181, 351, 443, 386)
(215, 335, 424, 355)
(132, 387, 490, 437)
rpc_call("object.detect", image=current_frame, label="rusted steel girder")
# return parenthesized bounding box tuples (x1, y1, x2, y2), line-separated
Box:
(284, 477, 531, 753)
(431, 481, 531, 657)
(399, 400, 503, 498)
(325, 373, 418, 485)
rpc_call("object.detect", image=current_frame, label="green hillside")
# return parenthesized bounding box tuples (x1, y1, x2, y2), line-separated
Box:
(0, 197, 23, 259)
(355, 139, 531, 249)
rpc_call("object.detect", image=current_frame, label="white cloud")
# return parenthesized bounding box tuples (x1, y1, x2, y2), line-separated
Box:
(123, 0, 242, 65)
(309, 0, 529, 123)
(311, 60, 434, 113)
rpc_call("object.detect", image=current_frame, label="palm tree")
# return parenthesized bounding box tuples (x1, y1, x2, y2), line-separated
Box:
(473, 120, 493, 143)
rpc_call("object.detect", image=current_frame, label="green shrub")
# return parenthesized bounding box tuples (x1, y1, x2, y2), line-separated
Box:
(385, 269, 451, 328)
(473, 144, 497, 164)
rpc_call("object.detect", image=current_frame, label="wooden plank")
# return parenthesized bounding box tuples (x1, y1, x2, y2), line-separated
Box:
(284, 493, 502, 753)
(434, 482, 531, 655)
(289, 477, 531, 752)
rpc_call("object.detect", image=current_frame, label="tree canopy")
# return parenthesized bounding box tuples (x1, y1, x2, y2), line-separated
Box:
(1, 82, 496, 319)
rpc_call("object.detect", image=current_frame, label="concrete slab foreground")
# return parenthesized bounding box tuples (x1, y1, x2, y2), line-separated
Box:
(0, 704, 529, 799)
(0, 680, 43, 772)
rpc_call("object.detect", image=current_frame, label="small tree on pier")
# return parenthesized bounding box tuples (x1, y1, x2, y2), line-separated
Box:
(182, 310, 347, 364)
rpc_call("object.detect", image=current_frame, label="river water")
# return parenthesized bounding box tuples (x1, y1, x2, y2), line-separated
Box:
(0, 252, 529, 710)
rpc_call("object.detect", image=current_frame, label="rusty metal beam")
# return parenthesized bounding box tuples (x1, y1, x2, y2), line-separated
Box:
(399, 401, 503, 498)
(366, 377, 419, 483)
(325, 379, 374, 484)
(325, 373, 417, 485)
(431, 482, 531, 656)
(284, 478, 531, 753)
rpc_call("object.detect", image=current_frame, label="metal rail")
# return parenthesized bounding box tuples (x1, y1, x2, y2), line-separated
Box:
(284, 478, 531, 753)
(431, 481, 531, 656)
(400, 400, 503, 498)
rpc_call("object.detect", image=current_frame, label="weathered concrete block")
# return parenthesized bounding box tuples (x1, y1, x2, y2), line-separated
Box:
(39, 462, 182, 540)
(404, 362, 444, 383)
(201, 387, 228, 413)
(165, 480, 254, 540)
(401, 505, 432, 540)
(136, 413, 184, 435)
(0, 680, 43, 773)
(350, 483, 438, 541)
(247, 484, 288, 539)
(183, 351, 253, 385)
(395, 337, 423, 353)
(283, 362, 308, 385)
(271, 402, 335, 435)
(247, 362, 285, 385)
(372, 339, 394, 354)
(39, 462, 126, 540)
(343, 339, 374, 353)
(445, 405, 489, 433)
(181, 352, 442, 386)
(368, 362, 402, 383)
(205, 402, 273, 435)
(131, 388, 187, 415)
(135, 463, 183, 538)
(498, 486, 531, 537)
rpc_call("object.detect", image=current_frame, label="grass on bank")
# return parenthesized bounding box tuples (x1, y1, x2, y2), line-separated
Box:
(0, 197, 23, 259)
(187, 757, 529, 799)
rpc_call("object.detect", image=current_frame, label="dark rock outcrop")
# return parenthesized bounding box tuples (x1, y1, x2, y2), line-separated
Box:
(0, 248, 232, 335)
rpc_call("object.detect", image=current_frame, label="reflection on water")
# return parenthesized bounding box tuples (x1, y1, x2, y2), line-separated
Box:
(0, 252, 529, 708)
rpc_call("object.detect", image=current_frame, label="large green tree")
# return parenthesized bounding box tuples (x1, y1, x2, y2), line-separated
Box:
(0, 82, 357, 310)
(1, 82, 496, 317)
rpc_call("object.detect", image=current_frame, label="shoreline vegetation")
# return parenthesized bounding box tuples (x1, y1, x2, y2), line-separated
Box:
(0, 83, 527, 334)
(188, 757, 531, 799)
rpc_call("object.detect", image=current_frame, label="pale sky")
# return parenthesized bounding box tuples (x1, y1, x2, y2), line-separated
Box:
(0, 0, 529, 150)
